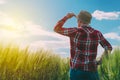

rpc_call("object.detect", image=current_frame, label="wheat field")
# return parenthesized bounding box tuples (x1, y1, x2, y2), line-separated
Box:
(0, 44, 120, 80)
(98, 48, 120, 80)
(0, 44, 69, 80)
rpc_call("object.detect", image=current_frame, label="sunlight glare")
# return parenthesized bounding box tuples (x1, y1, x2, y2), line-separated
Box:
(0, 16, 24, 31)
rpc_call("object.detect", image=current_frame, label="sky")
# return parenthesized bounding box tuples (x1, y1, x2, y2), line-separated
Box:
(0, 0, 120, 57)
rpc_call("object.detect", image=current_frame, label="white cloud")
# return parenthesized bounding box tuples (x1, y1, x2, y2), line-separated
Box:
(19, 23, 70, 56)
(18, 21, 70, 49)
(92, 10, 120, 20)
(104, 32, 120, 40)
(0, 21, 70, 49)
(0, 0, 7, 4)
(0, 11, 70, 56)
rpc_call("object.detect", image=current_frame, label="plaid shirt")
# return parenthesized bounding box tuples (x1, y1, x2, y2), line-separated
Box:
(54, 16, 112, 71)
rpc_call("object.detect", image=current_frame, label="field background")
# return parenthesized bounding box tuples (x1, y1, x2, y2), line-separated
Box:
(0, 44, 120, 80)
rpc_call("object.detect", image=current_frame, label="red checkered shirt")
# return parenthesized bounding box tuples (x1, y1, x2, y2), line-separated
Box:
(54, 16, 112, 71)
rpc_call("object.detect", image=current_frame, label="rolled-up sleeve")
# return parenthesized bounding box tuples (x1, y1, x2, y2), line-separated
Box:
(98, 32, 112, 51)
(54, 16, 77, 37)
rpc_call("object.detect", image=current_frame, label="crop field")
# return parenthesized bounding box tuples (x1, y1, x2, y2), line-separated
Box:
(0, 44, 120, 80)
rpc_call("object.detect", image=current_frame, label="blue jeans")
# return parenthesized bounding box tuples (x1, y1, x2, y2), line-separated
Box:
(70, 68, 100, 80)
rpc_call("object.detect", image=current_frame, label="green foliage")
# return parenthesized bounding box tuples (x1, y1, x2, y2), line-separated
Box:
(0, 44, 69, 80)
(1, 44, 120, 80)
(98, 48, 120, 80)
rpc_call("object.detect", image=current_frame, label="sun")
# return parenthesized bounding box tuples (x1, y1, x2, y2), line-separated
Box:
(1, 17, 19, 30)
(0, 14, 24, 31)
